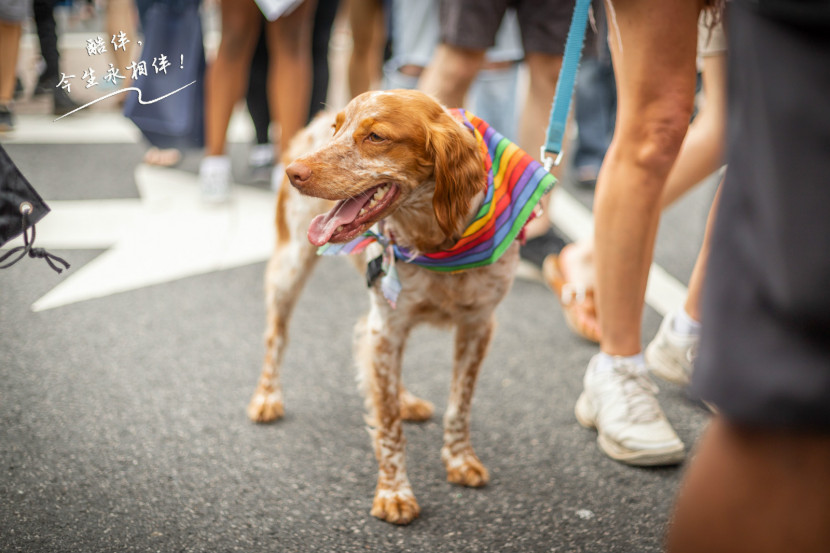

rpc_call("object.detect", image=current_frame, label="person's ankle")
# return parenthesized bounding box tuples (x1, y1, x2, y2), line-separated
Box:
(671, 307, 701, 337)
(593, 351, 646, 374)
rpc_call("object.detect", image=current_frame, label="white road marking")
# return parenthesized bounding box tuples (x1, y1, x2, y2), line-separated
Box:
(7, 165, 275, 312)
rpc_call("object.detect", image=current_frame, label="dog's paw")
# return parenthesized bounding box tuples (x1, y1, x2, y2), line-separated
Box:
(399, 389, 434, 422)
(443, 450, 490, 488)
(371, 487, 421, 525)
(247, 388, 284, 423)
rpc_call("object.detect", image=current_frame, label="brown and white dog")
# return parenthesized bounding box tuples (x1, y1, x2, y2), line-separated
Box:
(247, 89, 529, 525)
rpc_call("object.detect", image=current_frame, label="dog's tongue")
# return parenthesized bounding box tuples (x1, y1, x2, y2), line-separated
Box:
(308, 190, 372, 246)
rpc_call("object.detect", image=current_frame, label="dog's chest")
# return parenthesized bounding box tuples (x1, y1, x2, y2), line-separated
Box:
(383, 243, 520, 323)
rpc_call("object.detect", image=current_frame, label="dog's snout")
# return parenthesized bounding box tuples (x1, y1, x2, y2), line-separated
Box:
(286, 162, 312, 187)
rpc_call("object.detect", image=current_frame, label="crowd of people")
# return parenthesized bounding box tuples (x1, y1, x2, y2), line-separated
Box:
(2, 0, 829, 550)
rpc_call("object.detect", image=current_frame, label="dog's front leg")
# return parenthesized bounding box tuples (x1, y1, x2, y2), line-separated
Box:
(442, 314, 495, 487)
(357, 299, 420, 525)
(248, 191, 324, 422)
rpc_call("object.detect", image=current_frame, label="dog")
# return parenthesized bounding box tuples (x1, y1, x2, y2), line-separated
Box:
(246, 89, 555, 525)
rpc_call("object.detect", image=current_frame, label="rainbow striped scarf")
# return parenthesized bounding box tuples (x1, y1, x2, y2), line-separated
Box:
(318, 109, 556, 305)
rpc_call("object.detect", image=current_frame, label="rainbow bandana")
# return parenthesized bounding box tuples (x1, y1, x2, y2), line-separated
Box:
(318, 108, 556, 306)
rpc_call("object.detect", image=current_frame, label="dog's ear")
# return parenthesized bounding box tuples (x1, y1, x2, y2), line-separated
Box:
(426, 114, 485, 240)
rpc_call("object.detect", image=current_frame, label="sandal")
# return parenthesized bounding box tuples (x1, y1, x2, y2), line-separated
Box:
(143, 147, 182, 168)
(542, 253, 601, 343)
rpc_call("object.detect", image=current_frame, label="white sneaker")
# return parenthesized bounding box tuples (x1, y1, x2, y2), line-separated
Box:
(199, 155, 231, 203)
(645, 311, 699, 386)
(575, 354, 685, 466)
(248, 143, 274, 169)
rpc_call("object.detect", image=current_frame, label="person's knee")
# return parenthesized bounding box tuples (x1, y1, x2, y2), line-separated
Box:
(434, 46, 484, 89)
(219, 17, 259, 60)
(628, 105, 692, 174)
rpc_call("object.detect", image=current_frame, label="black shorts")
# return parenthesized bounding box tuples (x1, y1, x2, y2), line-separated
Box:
(439, 0, 575, 56)
(693, 1, 830, 430)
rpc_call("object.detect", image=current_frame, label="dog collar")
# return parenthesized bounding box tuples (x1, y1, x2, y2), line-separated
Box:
(318, 109, 556, 305)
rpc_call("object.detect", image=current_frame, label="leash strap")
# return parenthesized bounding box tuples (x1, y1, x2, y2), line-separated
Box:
(542, 0, 592, 171)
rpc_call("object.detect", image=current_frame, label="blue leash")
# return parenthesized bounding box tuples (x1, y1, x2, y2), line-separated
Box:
(542, 0, 592, 172)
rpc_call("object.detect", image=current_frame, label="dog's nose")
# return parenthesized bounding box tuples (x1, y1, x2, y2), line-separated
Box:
(286, 162, 312, 187)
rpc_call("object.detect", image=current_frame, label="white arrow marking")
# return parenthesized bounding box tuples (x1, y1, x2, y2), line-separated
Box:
(14, 165, 275, 312)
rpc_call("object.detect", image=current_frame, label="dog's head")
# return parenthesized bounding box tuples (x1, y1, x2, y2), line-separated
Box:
(287, 90, 486, 248)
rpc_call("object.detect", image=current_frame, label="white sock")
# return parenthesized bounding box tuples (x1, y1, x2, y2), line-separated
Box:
(593, 351, 646, 374)
(671, 307, 701, 337)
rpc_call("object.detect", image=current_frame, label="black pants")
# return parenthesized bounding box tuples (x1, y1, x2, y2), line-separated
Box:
(33, 0, 59, 82)
(694, 1, 830, 429)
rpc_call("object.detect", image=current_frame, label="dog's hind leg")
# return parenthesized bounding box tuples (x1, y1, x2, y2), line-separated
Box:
(248, 188, 325, 423)
(441, 314, 495, 488)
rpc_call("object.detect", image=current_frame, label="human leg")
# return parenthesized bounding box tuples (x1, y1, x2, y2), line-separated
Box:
(593, 0, 701, 356)
(201, 0, 262, 200)
(660, 52, 727, 208)
(105, 0, 137, 90)
(205, 0, 262, 158)
(0, 19, 21, 130)
(265, 1, 314, 150)
(418, 44, 485, 109)
(309, 0, 340, 119)
(577, 0, 703, 465)
(347, 0, 384, 98)
(666, 418, 830, 553)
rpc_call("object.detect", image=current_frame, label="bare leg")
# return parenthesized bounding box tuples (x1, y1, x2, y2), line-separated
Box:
(265, 0, 315, 154)
(520, 52, 564, 238)
(347, 0, 384, 97)
(442, 316, 494, 487)
(418, 44, 485, 109)
(204, 0, 262, 157)
(105, 0, 137, 89)
(594, 0, 702, 356)
(667, 418, 830, 553)
(660, 53, 727, 209)
(0, 21, 22, 104)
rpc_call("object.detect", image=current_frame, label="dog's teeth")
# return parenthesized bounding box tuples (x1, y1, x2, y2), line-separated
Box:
(359, 208, 366, 216)
(336, 225, 343, 232)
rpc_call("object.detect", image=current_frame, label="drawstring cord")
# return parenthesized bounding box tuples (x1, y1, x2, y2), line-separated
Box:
(0, 202, 70, 274)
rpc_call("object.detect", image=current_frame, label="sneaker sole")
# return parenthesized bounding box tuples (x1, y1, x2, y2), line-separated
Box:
(575, 392, 685, 466)
(645, 341, 690, 386)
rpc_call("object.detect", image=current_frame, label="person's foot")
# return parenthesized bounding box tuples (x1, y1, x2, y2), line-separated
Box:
(0, 104, 15, 132)
(542, 242, 600, 343)
(143, 147, 182, 168)
(53, 86, 81, 116)
(34, 72, 57, 97)
(575, 353, 685, 466)
(645, 311, 699, 386)
(200, 155, 232, 203)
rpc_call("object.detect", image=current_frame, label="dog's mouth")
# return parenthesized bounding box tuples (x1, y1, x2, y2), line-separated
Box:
(307, 183, 400, 246)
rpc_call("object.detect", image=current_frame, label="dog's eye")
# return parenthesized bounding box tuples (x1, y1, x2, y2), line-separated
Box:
(366, 132, 385, 143)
